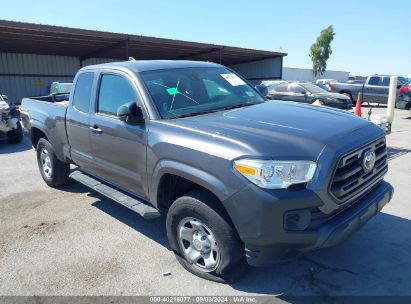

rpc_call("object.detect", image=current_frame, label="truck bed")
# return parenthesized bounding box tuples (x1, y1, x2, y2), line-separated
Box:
(28, 92, 70, 103)
(20, 96, 70, 161)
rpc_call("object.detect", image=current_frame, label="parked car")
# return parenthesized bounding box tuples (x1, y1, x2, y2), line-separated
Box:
(397, 80, 411, 110)
(49, 82, 72, 94)
(268, 82, 352, 109)
(0, 94, 23, 143)
(260, 80, 288, 95)
(21, 60, 393, 283)
(329, 75, 409, 105)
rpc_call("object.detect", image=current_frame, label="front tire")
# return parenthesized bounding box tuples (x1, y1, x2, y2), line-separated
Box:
(166, 189, 248, 283)
(6, 122, 23, 144)
(36, 138, 70, 187)
(341, 92, 354, 105)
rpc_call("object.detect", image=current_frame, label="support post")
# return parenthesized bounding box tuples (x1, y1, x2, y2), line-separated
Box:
(387, 76, 397, 123)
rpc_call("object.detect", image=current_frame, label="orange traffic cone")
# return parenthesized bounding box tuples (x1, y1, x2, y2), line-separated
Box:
(354, 93, 362, 117)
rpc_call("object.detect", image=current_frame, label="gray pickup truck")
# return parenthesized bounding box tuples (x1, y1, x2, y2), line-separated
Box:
(20, 60, 393, 283)
(330, 75, 409, 105)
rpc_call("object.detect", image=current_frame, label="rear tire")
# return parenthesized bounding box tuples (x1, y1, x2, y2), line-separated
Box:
(6, 122, 23, 144)
(166, 189, 248, 283)
(36, 138, 70, 187)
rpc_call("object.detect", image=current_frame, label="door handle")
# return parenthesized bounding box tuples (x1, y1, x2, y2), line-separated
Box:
(89, 125, 103, 134)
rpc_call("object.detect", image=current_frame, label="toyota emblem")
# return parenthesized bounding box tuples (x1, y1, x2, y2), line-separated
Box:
(362, 150, 376, 172)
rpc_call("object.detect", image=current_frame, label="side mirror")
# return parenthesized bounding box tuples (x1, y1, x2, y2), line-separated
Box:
(117, 101, 144, 124)
(301, 91, 307, 95)
(255, 84, 268, 96)
(1, 95, 8, 101)
(397, 84, 402, 89)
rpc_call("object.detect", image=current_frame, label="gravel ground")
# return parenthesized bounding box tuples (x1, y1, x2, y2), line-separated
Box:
(0, 106, 410, 301)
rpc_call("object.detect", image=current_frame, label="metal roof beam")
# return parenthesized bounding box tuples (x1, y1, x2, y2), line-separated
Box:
(80, 39, 129, 60)
(176, 47, 222, 60)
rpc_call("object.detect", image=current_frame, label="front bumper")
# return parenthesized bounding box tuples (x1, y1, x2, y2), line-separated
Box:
(223, 180, 393, 267)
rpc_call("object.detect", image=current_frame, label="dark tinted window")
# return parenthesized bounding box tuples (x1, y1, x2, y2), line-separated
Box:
(98, 74, 137, 116)
(368, 77, 381, 86)
(300, 83, 327, 93)
(274, 83, 289, 92)
(72, 73, 94, 113)
(382, 77, 391, 86)
(288, 84, 305, 93)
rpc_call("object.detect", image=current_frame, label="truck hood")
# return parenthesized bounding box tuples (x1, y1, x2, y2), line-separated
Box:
(168, 101, 376, 160)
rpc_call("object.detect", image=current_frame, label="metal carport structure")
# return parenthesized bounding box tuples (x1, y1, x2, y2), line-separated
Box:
(0, 20, 286, 102)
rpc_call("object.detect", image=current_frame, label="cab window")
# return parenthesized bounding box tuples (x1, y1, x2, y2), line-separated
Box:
(72, 73, 94, 113)
(288, 84, 305, 94)
(368, 77, 381, 86)
(97, 74, 137, 116)
(274, 83, 288, 92)
(382, 77, 391, 86)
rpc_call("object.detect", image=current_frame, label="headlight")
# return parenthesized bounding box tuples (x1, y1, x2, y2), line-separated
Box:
(234, 159, 317, 189)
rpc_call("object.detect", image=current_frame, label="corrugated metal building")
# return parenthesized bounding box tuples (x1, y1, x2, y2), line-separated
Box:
(0, 20, 286, 103)
(0, 53, 121, 101)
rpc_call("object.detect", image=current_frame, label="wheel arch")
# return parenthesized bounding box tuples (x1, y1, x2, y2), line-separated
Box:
(31, 126, 49, 149)
(151, 160, 231, 212)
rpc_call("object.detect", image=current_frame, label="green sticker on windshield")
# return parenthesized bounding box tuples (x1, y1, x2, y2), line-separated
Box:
(166, 87, 180, 95)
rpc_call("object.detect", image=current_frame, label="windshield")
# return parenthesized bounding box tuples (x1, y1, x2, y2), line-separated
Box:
(141, 67, 265, 119)
(398, 77, 409, 85)
(300, 83, 328, 94)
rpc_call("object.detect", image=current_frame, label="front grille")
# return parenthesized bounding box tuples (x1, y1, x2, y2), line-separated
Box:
(330, 137, 387, 203)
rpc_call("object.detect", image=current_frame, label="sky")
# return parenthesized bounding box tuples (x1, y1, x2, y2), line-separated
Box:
(1, 0, 410, 76)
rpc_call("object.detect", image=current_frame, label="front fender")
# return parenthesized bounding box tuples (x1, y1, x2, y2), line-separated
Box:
(150, 159, 232, 208)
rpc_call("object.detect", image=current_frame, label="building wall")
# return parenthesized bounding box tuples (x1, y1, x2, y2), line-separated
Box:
(282, 67, 349, 82)
(0, 52, 283, 102)
(0, 53, 120, 103)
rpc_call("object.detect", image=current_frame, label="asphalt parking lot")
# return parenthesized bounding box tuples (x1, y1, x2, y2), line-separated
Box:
(0, 106, 410, 300)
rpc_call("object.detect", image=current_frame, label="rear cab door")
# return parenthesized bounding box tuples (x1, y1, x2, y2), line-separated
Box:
(88, 68, 149, 199)
(66, 71, 97, 169)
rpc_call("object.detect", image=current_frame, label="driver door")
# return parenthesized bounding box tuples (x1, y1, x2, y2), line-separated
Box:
(89, 72, 148, 199)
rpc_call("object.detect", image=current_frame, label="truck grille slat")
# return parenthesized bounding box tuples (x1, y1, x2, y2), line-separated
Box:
(330, 137, 387, 203)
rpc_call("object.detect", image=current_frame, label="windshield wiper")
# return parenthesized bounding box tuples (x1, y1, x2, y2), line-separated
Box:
(171, 102, 259, 119)
(218, 102, 259, 111)
(172, 109, 221, 119)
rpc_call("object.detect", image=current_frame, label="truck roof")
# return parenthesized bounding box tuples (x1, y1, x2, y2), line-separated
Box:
(81, 60, 222, 73)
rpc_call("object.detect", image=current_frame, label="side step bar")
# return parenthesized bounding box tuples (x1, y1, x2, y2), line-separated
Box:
(70, 170, 161, 219)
